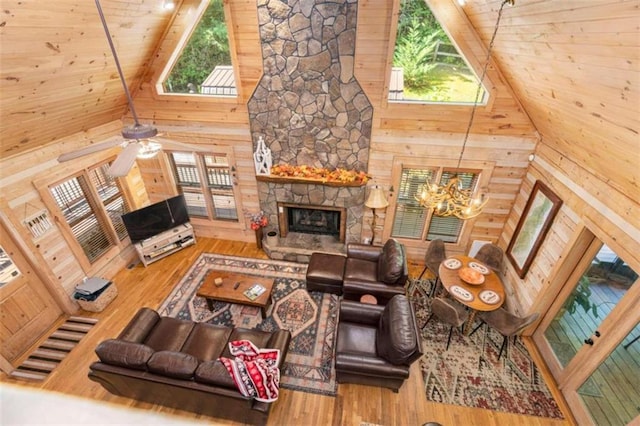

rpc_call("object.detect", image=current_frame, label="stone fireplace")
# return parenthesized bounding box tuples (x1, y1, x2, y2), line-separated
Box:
(247, 0, 373, 261)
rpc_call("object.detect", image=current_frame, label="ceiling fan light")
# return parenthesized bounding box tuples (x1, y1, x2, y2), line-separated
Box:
(121, 123, 158, 140)
(137, 141, 162, 159)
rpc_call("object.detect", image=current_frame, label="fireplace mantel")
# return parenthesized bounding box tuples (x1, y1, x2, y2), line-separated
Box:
(255, 175, 367, 187)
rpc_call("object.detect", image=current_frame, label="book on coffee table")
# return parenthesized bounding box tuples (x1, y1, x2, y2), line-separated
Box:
(244, 284, 266, 301)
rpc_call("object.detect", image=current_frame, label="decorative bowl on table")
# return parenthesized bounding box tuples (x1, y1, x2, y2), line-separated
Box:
(458, 266, 485, 285)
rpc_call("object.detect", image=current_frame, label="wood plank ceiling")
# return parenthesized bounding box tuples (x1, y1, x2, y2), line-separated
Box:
(0, 0, 174, 158)
(1, 0, 638, 207)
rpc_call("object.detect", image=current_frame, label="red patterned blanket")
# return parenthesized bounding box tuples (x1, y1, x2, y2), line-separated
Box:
(220, 340, 281, 402)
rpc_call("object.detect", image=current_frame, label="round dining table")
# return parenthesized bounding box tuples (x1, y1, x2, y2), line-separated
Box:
(438, 255, 506, 334)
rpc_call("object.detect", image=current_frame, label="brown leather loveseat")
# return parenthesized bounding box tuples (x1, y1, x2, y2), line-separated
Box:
(335, 294, 423, 392)
(342, 238, 409, 304)
(88, 307, 291, 425)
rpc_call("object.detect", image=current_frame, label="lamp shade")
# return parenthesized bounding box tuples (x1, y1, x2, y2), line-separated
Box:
(365, 186, 389, 209)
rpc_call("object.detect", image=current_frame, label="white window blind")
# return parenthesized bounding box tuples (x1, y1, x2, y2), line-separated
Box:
(50, 176, 112, 262)
(169, 152, 239, 221)
(391, 168, 480, 243)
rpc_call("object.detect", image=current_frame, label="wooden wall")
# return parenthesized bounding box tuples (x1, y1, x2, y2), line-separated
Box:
(0, 0, 637, 323)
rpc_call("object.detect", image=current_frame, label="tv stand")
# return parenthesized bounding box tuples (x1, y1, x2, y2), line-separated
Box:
(134, 223, 196, 267)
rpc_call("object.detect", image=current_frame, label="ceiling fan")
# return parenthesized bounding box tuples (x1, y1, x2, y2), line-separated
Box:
(58, 0, 195, 177)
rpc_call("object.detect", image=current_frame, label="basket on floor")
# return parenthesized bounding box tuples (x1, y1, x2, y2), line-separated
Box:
(76, 283, 118, 312)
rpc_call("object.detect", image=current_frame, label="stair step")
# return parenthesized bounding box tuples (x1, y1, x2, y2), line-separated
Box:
(31, 348, 67, 361)
(21, 358, 59, 371)
(59, 322, 94, 333)
(40, 339, 75, 351)
(50, 330, 85, 342)
(68, 316, 99, 325)
(10, 370, 48, 381)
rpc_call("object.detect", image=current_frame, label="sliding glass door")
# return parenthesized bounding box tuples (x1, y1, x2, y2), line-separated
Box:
(534, 236, 640, 425)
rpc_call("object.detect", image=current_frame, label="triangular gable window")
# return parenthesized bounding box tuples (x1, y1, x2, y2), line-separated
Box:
(389, 0, 485, 104)
(160, 0, 236, 97)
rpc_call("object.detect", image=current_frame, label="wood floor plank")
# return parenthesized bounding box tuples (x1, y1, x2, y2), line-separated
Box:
(0, 237, 574, 425)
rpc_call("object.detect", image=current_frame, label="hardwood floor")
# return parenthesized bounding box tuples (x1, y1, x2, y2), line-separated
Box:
(0, 238, 575, 425)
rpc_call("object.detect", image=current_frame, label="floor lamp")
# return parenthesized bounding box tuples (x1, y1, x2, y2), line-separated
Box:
(365, 185, 389, 245)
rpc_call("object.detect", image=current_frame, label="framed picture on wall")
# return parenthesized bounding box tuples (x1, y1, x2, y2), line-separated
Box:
(507, 180, 562, 278)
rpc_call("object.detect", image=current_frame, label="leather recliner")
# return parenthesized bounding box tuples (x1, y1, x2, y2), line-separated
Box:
(335, 294, 423, 392)
(342, 238, 409, 305)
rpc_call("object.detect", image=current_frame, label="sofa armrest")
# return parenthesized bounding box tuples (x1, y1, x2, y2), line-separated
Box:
(339, 300, 384, 325)
(117, 307, 160, 343)
(347, 243, 382, 262)
(266, 329, 292, 367)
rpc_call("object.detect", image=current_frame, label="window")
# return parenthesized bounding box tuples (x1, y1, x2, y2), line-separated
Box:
(168, 152, 238, 221)
(391, 167, 479, 243)
(0, 245, 21, 288)
(389, 0, 484, 103)
(49, 164, 130, 263)
(161, 0, 236, 96)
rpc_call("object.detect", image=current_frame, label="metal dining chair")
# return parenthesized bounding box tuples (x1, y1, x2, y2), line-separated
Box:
(474, 243, 504, 272)
(419, 239, 446, 297)
(423, 297, 469, 350)
(470, 308, 540, 359)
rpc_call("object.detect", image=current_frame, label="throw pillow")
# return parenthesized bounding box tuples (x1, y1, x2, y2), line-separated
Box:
(95, 339, 154, 370)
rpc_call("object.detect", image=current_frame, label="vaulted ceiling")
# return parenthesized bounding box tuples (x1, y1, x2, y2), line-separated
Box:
(1, 0, 638, 201)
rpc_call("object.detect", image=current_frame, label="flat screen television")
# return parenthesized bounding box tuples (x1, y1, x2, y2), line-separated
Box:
(121, 195, 189, 243)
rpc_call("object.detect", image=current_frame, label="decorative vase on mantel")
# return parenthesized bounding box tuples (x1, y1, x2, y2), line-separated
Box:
(255, 227, 264, 249)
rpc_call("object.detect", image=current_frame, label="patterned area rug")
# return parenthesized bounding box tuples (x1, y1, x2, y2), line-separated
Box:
(158, 253, 338, 396)
(408, 278, 564, 419)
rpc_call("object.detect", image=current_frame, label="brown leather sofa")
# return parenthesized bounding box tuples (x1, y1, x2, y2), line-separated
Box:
(335, 294, 423, 392)
(342, 238, 409, 304)
(88, 307, 291, 425)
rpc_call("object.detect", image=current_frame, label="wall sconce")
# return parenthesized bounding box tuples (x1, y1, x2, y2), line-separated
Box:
(365, 185, 389, 245)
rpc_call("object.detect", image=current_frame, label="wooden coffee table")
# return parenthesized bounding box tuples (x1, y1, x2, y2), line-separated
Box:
(196, 271, 275, 319)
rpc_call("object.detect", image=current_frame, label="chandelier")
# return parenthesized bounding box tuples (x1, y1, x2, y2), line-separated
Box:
(416, 0, 513, 220)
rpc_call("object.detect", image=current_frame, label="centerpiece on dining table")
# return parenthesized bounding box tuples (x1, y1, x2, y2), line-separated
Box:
(458, 266, 485, 285)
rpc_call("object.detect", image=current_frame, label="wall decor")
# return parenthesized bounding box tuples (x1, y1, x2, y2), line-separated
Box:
(507, 180, 562, 278)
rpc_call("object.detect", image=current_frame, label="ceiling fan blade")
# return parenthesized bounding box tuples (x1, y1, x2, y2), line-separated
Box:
(57, 139, 123, 162)
(155, 137, 210, 152)
(107, 142, 140, 177)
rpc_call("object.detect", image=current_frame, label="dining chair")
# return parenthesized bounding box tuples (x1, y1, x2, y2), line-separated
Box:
(470, 308, 540, 359)
(419, 239, 446, 297)
(423, 297, 469, 350)
(474, 243, 504, 272)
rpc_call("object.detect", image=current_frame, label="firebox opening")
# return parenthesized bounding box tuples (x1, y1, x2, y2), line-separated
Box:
(278, 203, 347, 243)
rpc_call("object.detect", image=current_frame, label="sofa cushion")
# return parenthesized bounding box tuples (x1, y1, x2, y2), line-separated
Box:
(181, 323, 233, 362)
(144, 317, 195, 352)
(221, 328, 272, 358)
(194, 359, 238, 389)
(376, 295, 418, 365)
(95, 339, 154, 370)
(377, 239, 404, 284)
(147, 351, 199, 379)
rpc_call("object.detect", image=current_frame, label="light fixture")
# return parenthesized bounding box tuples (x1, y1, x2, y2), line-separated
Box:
(416, 0, 514, 220)
(163, 1, 175, 11)
(136, 141, 163, 159)
(365, 185, 389, 245)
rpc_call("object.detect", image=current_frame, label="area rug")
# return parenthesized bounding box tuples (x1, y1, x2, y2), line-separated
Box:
(158, 253, 339, 396)
(408, 278, 564, 419)
(10, 316, 98, 382)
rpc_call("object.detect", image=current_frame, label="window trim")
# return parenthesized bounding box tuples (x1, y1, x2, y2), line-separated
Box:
(36, 159, 133, 273)
(383, 155, 493, 253)
(154, 0, 244, 101)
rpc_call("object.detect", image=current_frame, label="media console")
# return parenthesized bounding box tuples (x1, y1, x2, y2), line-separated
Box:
(134, 223, 196, 267)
